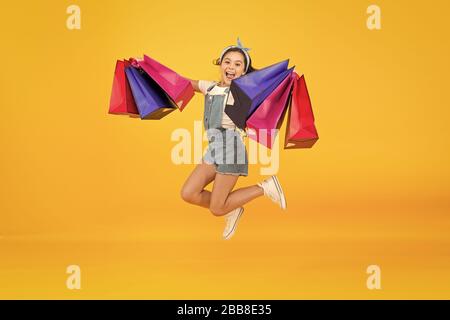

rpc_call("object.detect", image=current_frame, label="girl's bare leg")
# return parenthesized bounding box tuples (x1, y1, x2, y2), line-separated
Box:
(209, 173, 264, 216)
(180, 161, 217, 208)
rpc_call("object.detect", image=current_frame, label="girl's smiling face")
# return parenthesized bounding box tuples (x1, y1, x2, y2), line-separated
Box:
(220, 50, 246, 86)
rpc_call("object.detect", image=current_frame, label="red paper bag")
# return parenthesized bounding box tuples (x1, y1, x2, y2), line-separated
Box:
(284, 74, 319, 149)
(109, 59, 139, 117)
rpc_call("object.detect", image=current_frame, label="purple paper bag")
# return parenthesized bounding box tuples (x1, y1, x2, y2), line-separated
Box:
(125, 66, 176, 120)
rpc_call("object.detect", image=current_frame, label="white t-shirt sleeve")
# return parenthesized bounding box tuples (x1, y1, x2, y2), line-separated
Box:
(198, 80, 216, 95)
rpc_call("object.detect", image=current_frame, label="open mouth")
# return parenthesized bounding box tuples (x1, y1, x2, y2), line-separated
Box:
(225, 71, 235, 80)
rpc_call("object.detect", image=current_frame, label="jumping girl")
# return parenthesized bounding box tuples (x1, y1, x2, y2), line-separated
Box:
(181, 38, 287, 240)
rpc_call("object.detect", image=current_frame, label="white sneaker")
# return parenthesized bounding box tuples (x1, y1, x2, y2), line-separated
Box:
(258, 176, 287, 210)
(222, 207, 244, 240)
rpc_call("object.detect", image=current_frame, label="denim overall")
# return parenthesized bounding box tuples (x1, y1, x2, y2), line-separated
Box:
(202, 83, 248, 176)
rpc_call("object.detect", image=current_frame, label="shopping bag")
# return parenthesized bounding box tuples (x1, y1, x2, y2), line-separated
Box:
(225, 60, 293, 129)
(246, 70, 295, 149)
(125, 66, 177, 120)
(108, 59, 139, 116)
(284, 74, 319, 148)
(138, 54, 194, 111)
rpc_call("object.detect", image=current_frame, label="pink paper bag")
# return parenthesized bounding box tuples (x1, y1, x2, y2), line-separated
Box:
(138, 55, 194, 111)
(246, 71, 295, 149)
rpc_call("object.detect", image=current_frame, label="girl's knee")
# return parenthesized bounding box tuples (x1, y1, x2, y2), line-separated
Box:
(209, 203, 226, 216)
(180, 187, 197, 204)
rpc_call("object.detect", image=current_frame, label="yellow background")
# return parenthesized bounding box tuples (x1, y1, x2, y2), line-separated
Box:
(1, 0, 449, 299)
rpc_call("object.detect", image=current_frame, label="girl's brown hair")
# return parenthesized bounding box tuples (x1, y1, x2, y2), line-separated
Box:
(213, 47, 257, 73)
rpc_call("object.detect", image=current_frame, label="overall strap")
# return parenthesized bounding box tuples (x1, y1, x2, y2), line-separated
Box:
(206, 82, 231, 94)
(206, 82, 217, 93)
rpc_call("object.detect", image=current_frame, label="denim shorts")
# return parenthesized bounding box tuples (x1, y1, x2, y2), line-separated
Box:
(203, 128, 248, 176)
